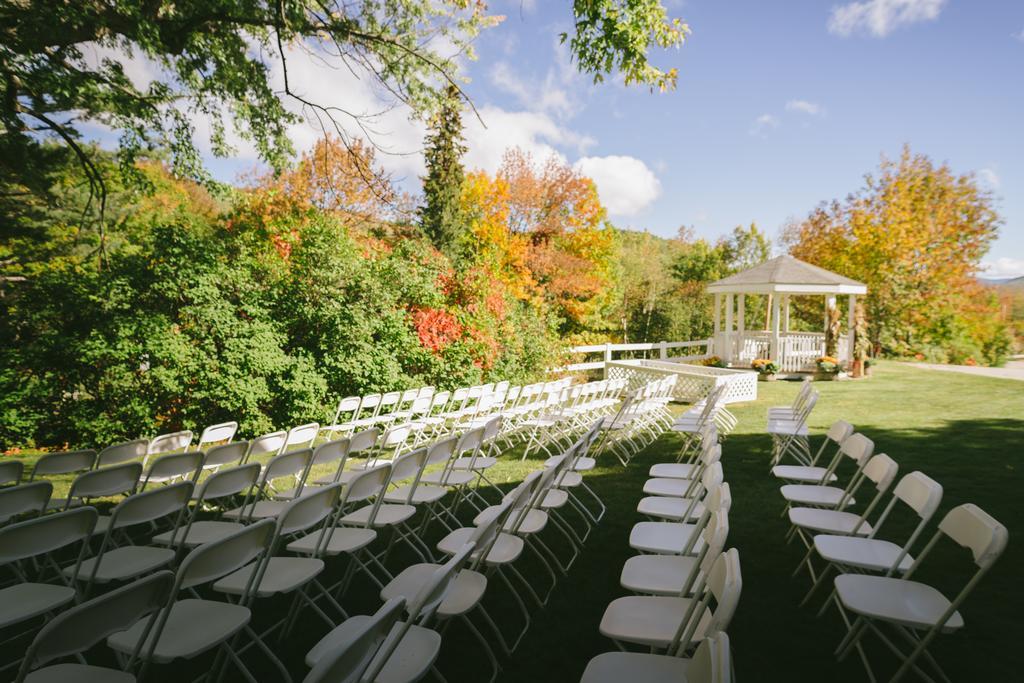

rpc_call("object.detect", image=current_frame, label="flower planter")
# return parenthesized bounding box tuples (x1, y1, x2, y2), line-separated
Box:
(814, 371, 839, 381)
(758, 373, 777, 382)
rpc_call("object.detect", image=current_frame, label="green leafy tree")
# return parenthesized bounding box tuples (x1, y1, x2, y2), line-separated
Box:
(420, 86, 467, 255)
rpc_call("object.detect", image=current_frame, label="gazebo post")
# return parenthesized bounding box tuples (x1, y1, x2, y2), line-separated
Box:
(770, 294, 781, 366)
(782, 294, 791, 333)
(737, 293, 746, 362)
(713, 293, 721, 353)
(847, 294, 857, 365)
(724, 293, 734, 363)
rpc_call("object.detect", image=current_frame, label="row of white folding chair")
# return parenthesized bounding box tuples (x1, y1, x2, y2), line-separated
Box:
(321, 386, 436, 439)
(671, 382, 727, 465)
(518, 379, 629, 461)
(583, 436, 741, 682)
(592, 377, 676, 466)
(775, 423, 1010, 682)
(678, 381, 738, 437)
(766, 386, 820, 468)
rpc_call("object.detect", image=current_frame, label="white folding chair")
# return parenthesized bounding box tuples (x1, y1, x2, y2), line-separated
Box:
(276, 438, 352, 500)
(772, 419, 854, 484)
(0, 460, 24, 487)
(14, 571, 175, 683)
(804, 472, 943, 609)
(599, 548, 741, 653)
(638, 461, 724, 523)
(321, 396, 362, 441)
(314, 428, 379, 486)
(621, 511, 729, 597)
(72, 482, 194, 593)
(151, 463, 261, 549)
(143, 430, 193, 467)
(193, 421, 238, 452)
(240, 431, 287, 466)
(580, 631, 731, 683)
(302, 597, 406, 683)
(788, 453, 899, 578)
(223, 448, 314, 522)
(96, 439, 148, 469)
(305, 543, 476, 683)
(28, 449, 96, 481)
(201, 440, 249, 473)
(0, 507, 97, 635)
(213, 484, 346, 635)
(140, 450, 204, 491)
(47, 462, 142, 511)
(106, 520, 279, 682)
(833, 504, 1007, 683)
(0, 481, 52, 525)
(630, 483, 732, 556)
(779, 432, 874, 512)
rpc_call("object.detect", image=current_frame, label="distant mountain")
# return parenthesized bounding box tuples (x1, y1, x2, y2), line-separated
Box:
(979, 276, 1024, 289)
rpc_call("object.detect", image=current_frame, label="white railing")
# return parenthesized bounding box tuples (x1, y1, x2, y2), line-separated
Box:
(562, 339, 712, 373)
(605, 359, 758, 404)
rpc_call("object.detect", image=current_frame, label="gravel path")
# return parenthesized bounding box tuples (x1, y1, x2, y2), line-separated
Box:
(902, 360, 1024, 382)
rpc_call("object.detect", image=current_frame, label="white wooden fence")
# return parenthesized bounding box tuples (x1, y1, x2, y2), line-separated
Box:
(561, 339, 712, 373)
(605, 359, 758, 404)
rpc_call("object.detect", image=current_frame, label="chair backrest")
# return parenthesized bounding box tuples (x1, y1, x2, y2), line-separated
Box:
(343, 463, 392, 505)
(686, 632, 729, 683)
(302, 598, 406, 683)
(0, 506, 97, 567)
(247, 431, 288, 462)
(147, 431, 193, 458)
(379, 424, 412, 451)
(142, 451, 204, 489)
(936, 504, 1008, 570)
(278, 484, 343, 538)
(285, 423, 319, 451)
(67, 462, 142, 504)
(862, 453, 899, 491)
(0, 460, 24, 487)
(196, 421, 238, 449)
(15, 571, 176, 683)
(464, 497, 516, 571)
(482, 416, 502, 443)
(205, 441, 249, 468)
(672, 548, 742, 656)
(825, 420, 855, 445)
(840, 432, 874, 463)
(108, 481, 194, 531)
(892, 471, 944, 519)
(349, 427, 380, 455)
(30, 449, 96, 480)
(312, 439, 351, 468)
(903, 504, 1007, 626)
(361, 544, 475, 683)
(97, 439, 149, 468)
(359, 393, 383, 416)
(263, 448, 313, 485)
(178, 518, 275, 590)
(389, 447, 427, 484)
(0, 481, 52, 524)
(196, 463, 261, 502)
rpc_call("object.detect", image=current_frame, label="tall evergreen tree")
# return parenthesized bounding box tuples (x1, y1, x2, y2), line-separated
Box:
(420, 86, 467, 255)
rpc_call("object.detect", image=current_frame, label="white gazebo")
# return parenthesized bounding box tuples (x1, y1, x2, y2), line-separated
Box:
(707, 255, 868, 373)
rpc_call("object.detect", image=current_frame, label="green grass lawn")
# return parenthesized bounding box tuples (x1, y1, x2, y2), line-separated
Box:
(4, 360, 1022, 681)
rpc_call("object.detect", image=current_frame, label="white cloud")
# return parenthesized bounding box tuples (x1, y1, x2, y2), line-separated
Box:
(786, 99, 824, 116)
(749, 114, 780, 136)
(489, 62, 575, 119)
(828, 0, 945, 38)
(1014, 27, 1024, 42)
(573, 155, 662, 216)
(463, 106, 594, 174)
(981, 257, 1024, 280)
(977, 168, 1001, 189)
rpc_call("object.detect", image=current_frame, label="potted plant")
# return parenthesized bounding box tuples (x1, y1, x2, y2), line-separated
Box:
(815, 356, 840, 380)
(864, 358, 874, 376)
(751, 358, 778, 381)
(702, 355, 727, 368)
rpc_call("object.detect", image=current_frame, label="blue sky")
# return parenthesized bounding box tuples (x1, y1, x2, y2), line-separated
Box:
(456, 0, 1023, 277)
(85, 0, 1023, 277)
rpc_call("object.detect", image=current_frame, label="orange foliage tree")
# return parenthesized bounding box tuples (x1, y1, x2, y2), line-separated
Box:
(460, 148, 617, 333)
(781, 146, 1011, 364)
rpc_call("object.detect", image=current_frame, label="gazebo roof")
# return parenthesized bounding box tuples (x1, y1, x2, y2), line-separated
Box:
(707, 255, 867, 295)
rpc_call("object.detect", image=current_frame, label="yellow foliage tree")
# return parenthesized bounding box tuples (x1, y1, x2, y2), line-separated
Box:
(781, 145, 1010, 364)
